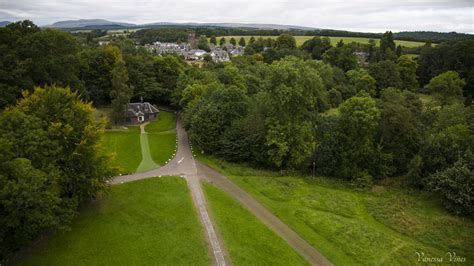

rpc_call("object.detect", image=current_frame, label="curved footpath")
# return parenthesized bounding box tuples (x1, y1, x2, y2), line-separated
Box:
(111, 119, 331, 266)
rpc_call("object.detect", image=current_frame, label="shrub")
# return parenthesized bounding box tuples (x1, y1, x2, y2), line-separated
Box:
(351, 171, 374, 190)
(428, 159, 473, 215)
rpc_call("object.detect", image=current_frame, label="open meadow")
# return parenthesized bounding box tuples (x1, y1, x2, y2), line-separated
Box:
(198, 156, 474, 265)
(19, 177, 211, 266)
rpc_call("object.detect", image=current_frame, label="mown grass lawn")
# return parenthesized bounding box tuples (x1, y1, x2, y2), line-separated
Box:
(212, 36, 426, 48)
(101, 126, 141, 174)
(146, 111, 177, 165)
(198, 156, 474, 265)
(148, 132, 177, 165)
(145, 111, 176, 133)
(19, 177, 211, 266)
(202, 182, 308, 265)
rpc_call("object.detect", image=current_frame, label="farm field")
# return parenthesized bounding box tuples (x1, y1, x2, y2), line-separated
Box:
(101, 126, 141, 174)
(19, 177, 211, 266)
(197, 156, 474, 265)
(202, 182, 308, 265)
(215, 36, 426, 48)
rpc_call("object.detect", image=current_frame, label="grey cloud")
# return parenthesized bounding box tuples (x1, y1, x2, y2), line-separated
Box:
(0, 0, 472, 33)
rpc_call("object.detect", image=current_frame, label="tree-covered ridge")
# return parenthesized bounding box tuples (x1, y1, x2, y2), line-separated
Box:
(128, 27, 473, 44)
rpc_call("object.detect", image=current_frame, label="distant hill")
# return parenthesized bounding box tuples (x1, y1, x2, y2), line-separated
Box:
(43, 19, 316, 31)
(42, 19, 472, 43)
(143, 22, 317, 30)
(0, 21, 11, 27)
(44, 19, 136, 28)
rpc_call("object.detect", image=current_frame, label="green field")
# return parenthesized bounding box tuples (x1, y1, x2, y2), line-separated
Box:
(101, 126, 141, 174)
(198, 156, 474, 265)
(19, 177, 211, 266)
(215, 36, 426, 48)
(202, 182, 308, 265)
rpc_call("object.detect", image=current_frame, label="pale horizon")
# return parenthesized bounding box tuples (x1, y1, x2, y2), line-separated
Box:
(1, 0, 473, 33)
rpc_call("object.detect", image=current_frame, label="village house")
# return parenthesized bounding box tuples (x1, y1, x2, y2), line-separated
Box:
(223, 44, 245, 56)
(184, 49, 207, 60)
(210, 48, 230, 62)
(126, 102, 160, 124)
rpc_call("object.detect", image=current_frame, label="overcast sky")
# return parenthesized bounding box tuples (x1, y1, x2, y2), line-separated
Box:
(1, 0, 473, 33)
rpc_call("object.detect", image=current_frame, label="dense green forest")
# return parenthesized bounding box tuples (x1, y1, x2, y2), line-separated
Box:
(0, 20, 473, 261)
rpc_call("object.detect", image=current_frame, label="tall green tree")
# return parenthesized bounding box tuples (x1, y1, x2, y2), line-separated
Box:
(397, 55, 419, 91)
(230, 37, 237, 46)
(249, 36, 256, 44)
(0, 86, 115, 258)
(238, 37, 246, 46)
(322, 46, 358, 72)
(346, 69, 377, 97)
(368, 60, 402, 93)
(219, 37, 226, 46)
(424, 71, 465, 104)
(380, 31, 396, 60)
(376, 88, 422, 174)
(316, 94, 388, 184)
(209, 35, 217, 45)
(262, 57, 325, 168)
(197, 35, 210, 51)
(275, 34, 297, 49)
(0, 21, 83, 108)
(301, 36, 332, 60)
(110, 59, 133, 124)
(188, 86, 249, 153)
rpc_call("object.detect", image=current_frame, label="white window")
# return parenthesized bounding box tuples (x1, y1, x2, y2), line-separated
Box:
(138, 116, 144, 122)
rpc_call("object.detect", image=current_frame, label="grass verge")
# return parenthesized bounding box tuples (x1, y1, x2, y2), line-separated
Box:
(19, 177, 211, 266)
(198, 155, 474, 265)
(202, 182, 308, 265)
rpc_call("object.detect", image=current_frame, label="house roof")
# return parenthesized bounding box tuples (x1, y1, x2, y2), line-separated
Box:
(127, 102, 160, 117)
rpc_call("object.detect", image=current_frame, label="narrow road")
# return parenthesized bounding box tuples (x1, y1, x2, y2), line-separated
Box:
(111, 118, 332, 266)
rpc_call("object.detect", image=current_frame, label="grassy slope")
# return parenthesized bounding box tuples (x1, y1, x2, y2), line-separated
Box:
(101, 126, 141, 174)
(19, 177, 211, 265)
(202, 182, 308, 265)
(198, 156, 474, 265)
(214, 36, 426, 48)
(145, 111, 177, 165)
